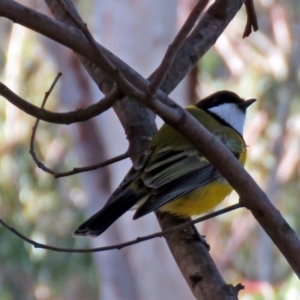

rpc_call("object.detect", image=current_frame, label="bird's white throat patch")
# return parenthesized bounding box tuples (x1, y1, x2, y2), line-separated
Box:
(208, 103, 245, 135)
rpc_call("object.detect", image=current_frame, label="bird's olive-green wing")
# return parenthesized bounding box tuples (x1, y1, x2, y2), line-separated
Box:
(143, 146, 213, 188)
(134, 127, 244, 218)
(133, 147, 221, 218)
(105, 145, 154, 205)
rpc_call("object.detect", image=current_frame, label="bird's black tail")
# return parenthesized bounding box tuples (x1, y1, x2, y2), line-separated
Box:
(74, 187, 144, 237)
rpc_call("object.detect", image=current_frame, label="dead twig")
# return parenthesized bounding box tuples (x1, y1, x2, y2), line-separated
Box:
(54, 152, 129, 178)
(29, 73, 62, 175)
(0, 203, 242, 253)
(29, 74, 129, 177)
(243, 0, 259, 38)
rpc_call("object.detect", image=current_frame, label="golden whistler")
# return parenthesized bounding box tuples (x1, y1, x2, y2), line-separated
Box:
(75, 90, 256, 237)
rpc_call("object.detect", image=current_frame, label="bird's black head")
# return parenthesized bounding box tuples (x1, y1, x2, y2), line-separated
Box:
(196, 90, 256, 113)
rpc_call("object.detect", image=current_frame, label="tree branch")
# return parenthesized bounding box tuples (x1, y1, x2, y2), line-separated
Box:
(0, 204, 242, 253)
(0, 82, 119, 124)
(146, 95, 300, 279)
(0, 0, 246, 117)
(154, 0, 245, 94)
(243, 0, 259, 38)
(148, 0, 209, 95)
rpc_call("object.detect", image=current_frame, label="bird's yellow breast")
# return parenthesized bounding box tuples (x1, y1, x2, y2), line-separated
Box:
(159, 180, 232, 216)
(160, 146, 247, 217)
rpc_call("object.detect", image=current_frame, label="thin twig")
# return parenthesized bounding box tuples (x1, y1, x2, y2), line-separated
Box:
(0, 203, 242, 253)
(29, 74, 129, 177)
(148, 0, 209, 95)
(54, 152, 129, 178)
(29, 73, 62, 175)
(243, 0, 259, 38)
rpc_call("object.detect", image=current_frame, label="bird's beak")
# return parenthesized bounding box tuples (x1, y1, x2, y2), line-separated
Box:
(240, 98, 256, 109)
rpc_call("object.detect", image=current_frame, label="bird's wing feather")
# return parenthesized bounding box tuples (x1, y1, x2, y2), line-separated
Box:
(143, 148, 203, 187)
(134, 148, 221, 218)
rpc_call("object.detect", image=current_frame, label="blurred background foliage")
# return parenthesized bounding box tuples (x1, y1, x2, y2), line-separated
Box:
(0, 0, 300, 299)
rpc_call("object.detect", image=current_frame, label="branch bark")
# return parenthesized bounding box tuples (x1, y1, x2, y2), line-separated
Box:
(0, 82, 118, 123)
(145, 94, 300, 280)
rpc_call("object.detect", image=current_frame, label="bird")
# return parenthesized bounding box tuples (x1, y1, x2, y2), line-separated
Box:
(74, 90, 256, 237)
